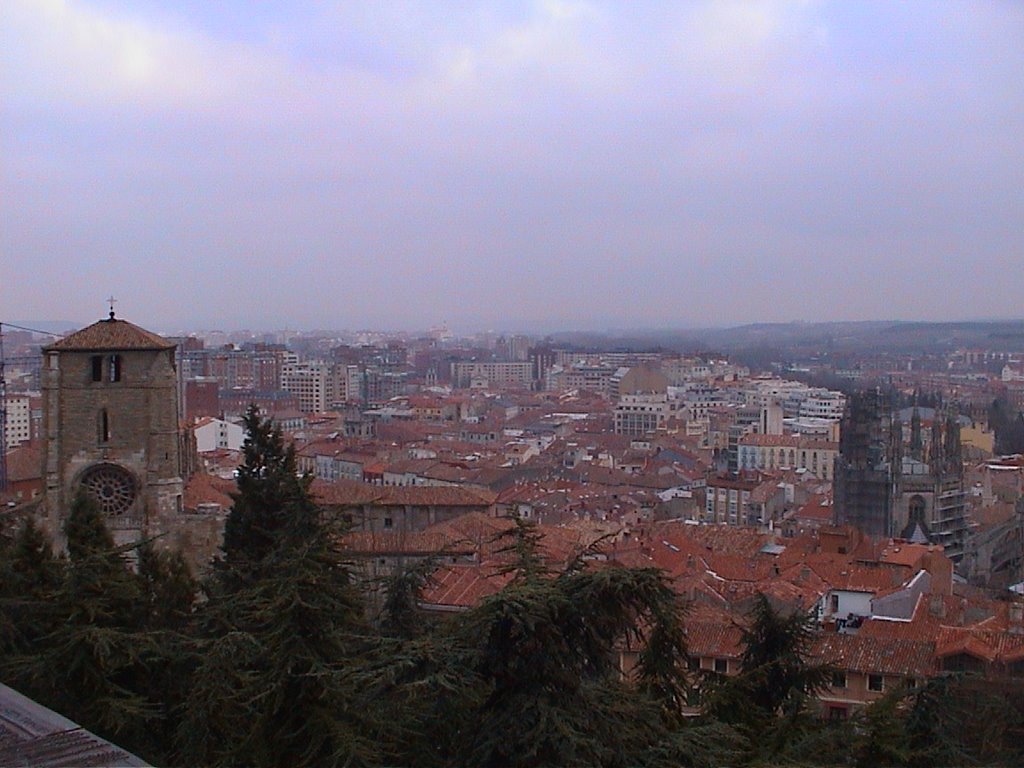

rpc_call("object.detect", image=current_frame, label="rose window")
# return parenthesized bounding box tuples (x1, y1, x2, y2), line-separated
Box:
(79, 464, 137, 516)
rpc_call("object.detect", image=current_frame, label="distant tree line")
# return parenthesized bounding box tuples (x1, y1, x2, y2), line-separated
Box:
(2, 406, 1023, 767)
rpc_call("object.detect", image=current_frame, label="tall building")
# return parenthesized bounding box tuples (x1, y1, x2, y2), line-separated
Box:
(281, 362, 334, 413)
(833, 391, 896, 540)
(3, 394, 34, 449)
(39, 313, 186, 547)
(833, 391, 969, 560)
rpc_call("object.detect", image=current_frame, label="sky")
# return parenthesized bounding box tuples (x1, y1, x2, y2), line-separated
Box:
(2, 0, 1023, 333)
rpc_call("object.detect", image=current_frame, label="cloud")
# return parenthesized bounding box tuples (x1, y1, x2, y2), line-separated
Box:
(1, 1, 1023, 330)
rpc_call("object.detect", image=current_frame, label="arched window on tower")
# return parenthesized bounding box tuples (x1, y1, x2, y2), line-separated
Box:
(109, 354, 122, 382)
(98, 409, 110, 444)
(91, 355, 103, 382)
(909, 495, 927, 526)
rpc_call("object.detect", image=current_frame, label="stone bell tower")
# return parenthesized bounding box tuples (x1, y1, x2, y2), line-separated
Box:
(40, 310, 184, 546)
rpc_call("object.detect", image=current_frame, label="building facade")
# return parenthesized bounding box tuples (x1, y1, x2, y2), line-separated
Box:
(834, 392, 969, 560)
(40, 314, 186, 547)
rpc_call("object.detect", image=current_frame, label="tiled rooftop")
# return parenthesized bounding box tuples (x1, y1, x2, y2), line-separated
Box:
(45, 317, 175, 351)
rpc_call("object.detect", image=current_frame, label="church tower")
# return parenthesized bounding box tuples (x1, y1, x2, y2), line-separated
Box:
(40, 311, 184, 546)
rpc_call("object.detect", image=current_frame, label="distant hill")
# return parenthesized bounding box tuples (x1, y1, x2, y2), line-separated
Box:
(549, 320, 1024, 358)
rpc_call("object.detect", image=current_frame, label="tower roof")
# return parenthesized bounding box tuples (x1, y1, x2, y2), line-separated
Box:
(44, 317, 175, 352)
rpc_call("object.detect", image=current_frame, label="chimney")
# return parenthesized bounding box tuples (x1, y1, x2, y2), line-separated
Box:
(929, 594, 946, 619)
(800, 566, 810, 582)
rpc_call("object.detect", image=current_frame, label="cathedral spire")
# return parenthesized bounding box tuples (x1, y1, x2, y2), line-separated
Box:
(929, 415, 944, 472)
(910, 406, 923, 460)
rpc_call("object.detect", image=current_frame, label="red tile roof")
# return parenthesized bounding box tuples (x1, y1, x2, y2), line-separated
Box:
(183, 472, 236, 511)
(3, 442, 41, 483)
(45, 318, 175, 351)
(814, 634, 935, 677)
(420, 564, 511, 608)
(311, 480, 496, 508)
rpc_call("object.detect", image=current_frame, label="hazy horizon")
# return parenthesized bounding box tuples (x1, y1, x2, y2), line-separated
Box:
(8, 315, 1024, 342)
(3, 1, 1023, 331)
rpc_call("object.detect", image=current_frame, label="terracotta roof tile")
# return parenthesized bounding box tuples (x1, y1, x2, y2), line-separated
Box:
(45, 318, 175, 351)
(3, 442, 41, 483)
(183, 472, 236, 510)
(813, 634, 935, 677)
(420, 564, 512, 608)
(312, 480, 496, 508)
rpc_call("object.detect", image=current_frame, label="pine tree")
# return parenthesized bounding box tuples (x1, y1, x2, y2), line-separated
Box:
(136, 540, 197, 631)
(703, 593, 832, 762)
(3, 495, 167, 760)
(219, 404, 317, 582)
(0, 518, 65, 656)
(371, 518, 733, 768)
(177, 408, 377, 768)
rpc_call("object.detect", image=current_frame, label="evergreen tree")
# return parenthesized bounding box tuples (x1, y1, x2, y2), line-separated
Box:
(136, 540, 197, 631)
(905, 673, 1024, 767)
(704, 594, 832, 762)
(219, 404, 317, 581)
(851, 685, 914, 768)
(3, 495, 167, 760)
(0, 518, 65, 655)
(372, 519, 734, 768)
(378, 553, 442, 639)
(177, 408, 377, 768)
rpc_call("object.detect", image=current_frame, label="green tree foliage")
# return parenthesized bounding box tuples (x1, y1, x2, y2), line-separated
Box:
(2, 495, 169, 760)
(136, 540, 197, 631)
(220, 404, 318, 581)
(372, 518, 737, 768)
(905, 673, 1024, 767)
(704, 594, 832, 762)
(177, 407, 377, 768)
(850, 685, 915, 768)
(378, 553, 442, 640)
(0, 518, 65, 655)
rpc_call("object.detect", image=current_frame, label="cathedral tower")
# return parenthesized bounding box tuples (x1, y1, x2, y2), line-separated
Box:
(40, 312, 183, 546)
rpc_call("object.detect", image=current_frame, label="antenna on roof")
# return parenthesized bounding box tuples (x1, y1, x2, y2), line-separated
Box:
(107, 295, 118, 320)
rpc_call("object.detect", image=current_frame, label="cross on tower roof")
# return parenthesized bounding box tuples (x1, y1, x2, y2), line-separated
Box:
(107, 295, 118, 320)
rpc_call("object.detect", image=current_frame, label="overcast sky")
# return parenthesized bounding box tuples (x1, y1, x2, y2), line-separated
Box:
(2, 1, 1023, 333)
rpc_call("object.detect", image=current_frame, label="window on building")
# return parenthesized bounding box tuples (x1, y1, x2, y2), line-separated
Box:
(687, 657, 701, 672)
(714, 658, 728, 674)
(828, 706, 848, 721)
(831, 671, 847, 689)
(868, 674, 884, 692)
(98, 409, 110, 443)
(383, 517, 393, 529)
(830, 594, 840, 614)
(109, 354, 122, 382)
(91, 355, 103, 382)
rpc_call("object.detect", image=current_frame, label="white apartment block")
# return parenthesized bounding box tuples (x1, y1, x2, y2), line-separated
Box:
(3, 394, 33, 450)
(799, 391, 846, 421)
(451, 361, 533, 389)
(614, 393, 678, 436)
(737, 434, 839, 481)
(194, 417, 245, 453)
(282, 362, 335, 413)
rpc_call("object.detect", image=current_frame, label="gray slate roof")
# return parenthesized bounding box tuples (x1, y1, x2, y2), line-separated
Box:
(0, 683, 149, 767)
